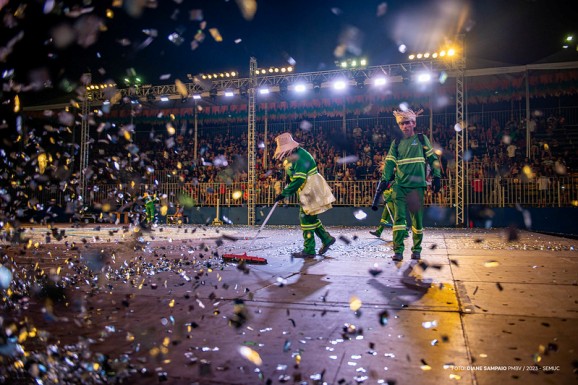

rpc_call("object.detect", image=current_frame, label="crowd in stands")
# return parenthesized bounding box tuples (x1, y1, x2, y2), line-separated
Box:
(90, 111, 575, 193)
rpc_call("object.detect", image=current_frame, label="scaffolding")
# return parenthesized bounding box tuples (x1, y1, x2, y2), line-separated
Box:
(247, 57, 257, 225)
(79, 74, 91, 204)
(454, 36, 466, 226)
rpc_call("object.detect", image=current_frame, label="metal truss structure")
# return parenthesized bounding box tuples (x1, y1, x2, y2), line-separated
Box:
(453, 38, 466, 227)
(79, 74, 91, 205)
(83, 55, 465, 226)
(247, 57, 257, 226)
(87, 61, 440, 101)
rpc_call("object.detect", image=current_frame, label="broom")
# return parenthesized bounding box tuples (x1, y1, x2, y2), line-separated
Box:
(222, 201, 279, 264)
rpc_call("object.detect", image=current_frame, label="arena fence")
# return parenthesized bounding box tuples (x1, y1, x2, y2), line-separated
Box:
(28, 176, 575, 214)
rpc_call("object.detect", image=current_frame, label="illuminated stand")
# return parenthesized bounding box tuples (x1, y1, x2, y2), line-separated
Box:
(83, 50, 466, 226)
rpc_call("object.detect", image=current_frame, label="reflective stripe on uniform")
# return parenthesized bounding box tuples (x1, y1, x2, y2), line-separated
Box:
(396, 157, 425, 166)
(411, 226, 423, 234)
(301, 220, 322, 231)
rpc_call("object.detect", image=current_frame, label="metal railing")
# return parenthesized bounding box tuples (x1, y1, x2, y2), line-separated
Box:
(67, 176, 577, 210)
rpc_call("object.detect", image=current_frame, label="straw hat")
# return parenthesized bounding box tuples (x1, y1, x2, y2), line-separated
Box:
(393, 108, 423, 124)
(273, 133, 300, 159)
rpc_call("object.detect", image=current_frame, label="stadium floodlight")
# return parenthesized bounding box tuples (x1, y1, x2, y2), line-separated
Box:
(224, 90, 234, 97)
(192, 94, 202, 100)
(373, 77, 387, 86)
(336, 58, 368, 69)
(255, 66, 293, 75)
(259, 88, 270, 95)
(416, 72, 432, 83)
(201, 71, 238, 80)
(333, 79, 347, 90)
(408, 42, 459, 61)
(294, 83, 307, 93)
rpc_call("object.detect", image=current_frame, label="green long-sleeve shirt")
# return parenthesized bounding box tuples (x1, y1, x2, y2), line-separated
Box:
(281, 147, 318, 197)
(382, 134, 441, 188)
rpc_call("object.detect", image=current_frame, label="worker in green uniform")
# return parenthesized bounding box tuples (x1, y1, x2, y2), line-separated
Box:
(273, 133, 336, 258)
(369, 182, 395, 238)
(143, 192, 159, 224)
(378, 108, 441, 261)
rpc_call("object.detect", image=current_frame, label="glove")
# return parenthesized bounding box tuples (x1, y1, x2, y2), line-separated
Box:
(275, 194, 285, 202)
(371, 180, 391, 210)
(432, 177, 441, 194)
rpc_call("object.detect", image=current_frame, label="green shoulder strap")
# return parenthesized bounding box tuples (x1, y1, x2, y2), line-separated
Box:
(392, 133, 427, 158)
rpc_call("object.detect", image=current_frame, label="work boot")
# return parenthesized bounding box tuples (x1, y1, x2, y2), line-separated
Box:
(318, 236, 336, 255)
(369, 230, 382, 238)
(291, 251, 316, 258)
(411, 251, 421, 260)
(391, 253, 403, 262)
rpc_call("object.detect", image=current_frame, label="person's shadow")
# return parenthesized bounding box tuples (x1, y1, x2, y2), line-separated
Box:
(367, 261, 433, 308)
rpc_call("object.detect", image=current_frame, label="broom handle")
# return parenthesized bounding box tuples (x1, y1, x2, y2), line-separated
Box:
(246, 201, 278, 252)
(385, 201, 394, 223)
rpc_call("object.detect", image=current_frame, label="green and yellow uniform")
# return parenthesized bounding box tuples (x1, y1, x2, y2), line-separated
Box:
(372, 185, 395, 236)
(144, 193, 159, 223)
(280, 148, 333, 255)
(382, 134, 441, 254)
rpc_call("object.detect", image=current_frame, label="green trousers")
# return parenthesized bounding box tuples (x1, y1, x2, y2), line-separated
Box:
(392, 185, 425, 254)
(299, 206, 332, 254)
(145, 204, 155, 223)
(374, 199, 395, 235)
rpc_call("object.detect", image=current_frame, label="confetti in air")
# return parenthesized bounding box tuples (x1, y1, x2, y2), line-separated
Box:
(337, 155, 359, 164)
(209, 28, 223, 42)
(238, 346, 263, 366)
(235, 0, 257, 20)
(0, 265, 13, 289)
(299, 120, 312, 130)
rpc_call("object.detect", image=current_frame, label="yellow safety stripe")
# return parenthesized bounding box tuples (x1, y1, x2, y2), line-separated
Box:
(393, 225, 406, 231)
(307, 167, 318, 176)
(301, 221, 321, 231)
(292, 172, 307, 180)
(385, 155, 396, 162)
(411, 226, 423, 234)
(396, 157, 425, 165)
(425, 148, 434, 157)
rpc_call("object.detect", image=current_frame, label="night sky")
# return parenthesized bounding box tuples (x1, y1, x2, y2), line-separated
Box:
(1, 0, 577, 99)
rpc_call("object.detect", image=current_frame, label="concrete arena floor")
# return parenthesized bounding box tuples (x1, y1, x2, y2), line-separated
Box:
(1, 224, 577, 385)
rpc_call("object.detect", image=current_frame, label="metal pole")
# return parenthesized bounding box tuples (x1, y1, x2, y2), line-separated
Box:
(263, 103, 268, 169)
(247, 57, 257, 226)
(429, 92, 433, 139)
(79, 73, 91, 205)
(525, 70, 531, 158)
(342, 103, 346, 135)
(193, 100, 198, 163)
